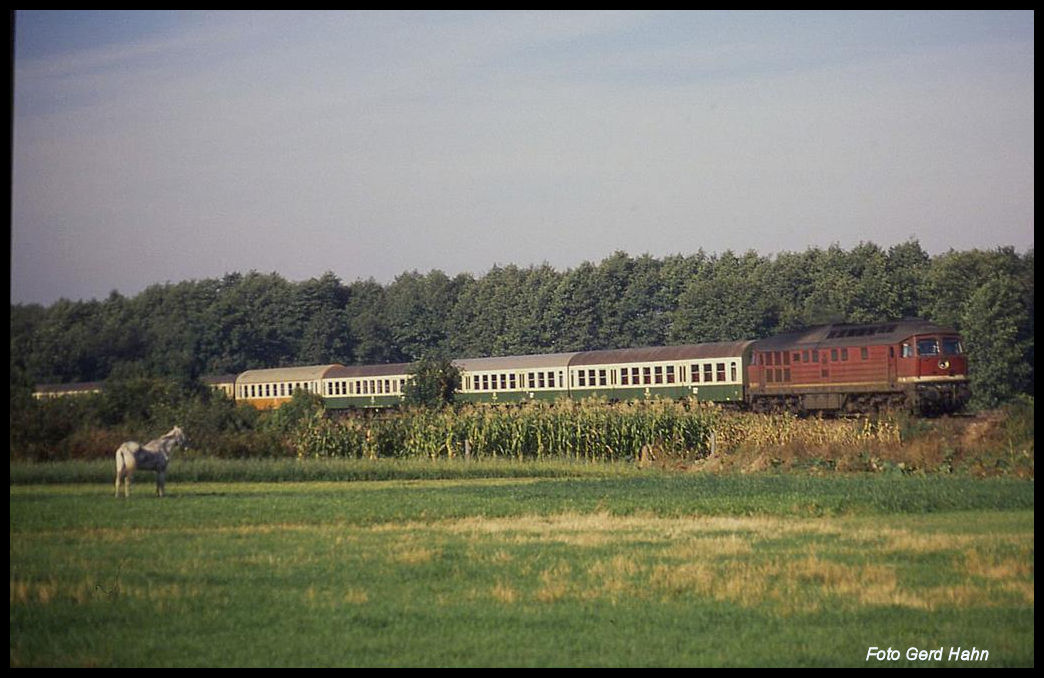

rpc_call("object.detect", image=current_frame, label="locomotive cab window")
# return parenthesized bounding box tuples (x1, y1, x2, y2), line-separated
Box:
(917, 339, 939, 356)
(941, 337, 964, 355)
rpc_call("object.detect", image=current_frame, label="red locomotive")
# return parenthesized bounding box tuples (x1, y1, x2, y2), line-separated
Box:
(746, 318, 970, 415)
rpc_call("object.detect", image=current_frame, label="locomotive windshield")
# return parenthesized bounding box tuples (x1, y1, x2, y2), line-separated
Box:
(916, 336, 964, 356)
(941, 337, 964, 355)
(916, 339, 939, 356)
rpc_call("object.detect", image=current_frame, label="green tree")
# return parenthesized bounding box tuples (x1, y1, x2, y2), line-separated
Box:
(961, 275, 1033, 408)
(403, 356, 461, 409)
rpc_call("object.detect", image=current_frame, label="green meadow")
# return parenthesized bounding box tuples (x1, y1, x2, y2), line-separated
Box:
(9, 465, 1035, 667)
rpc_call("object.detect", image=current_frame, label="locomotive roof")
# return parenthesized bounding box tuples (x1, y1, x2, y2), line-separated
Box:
(453, 352, 579, 372)
(326, 362, 416, 378)
(237, 364, 343, 384)
(570, 341, 755, 366)
(752, 318, 959, 351)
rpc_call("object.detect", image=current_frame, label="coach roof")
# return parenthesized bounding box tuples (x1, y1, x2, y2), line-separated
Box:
(237, 364, 342, 384)
(326, 363, 416, 379)
(570, 341, 754, 367)
(453, 352, 579, 373)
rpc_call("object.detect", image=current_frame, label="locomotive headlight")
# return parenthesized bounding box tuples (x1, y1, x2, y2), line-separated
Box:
(938, 359, 950, 370)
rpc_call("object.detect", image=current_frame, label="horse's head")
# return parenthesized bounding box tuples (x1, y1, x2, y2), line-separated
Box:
(168, 426, 189, 449)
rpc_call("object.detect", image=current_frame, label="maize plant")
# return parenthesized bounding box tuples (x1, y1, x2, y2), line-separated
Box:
(289, 398, 720, 461)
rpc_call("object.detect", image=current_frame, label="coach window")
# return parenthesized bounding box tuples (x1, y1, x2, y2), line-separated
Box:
(538, 372, 545, 388)
(703, 364, 713, 383)
(717, 363, 726, 382)
(861, 348, 869, 360)
(830, 348, 838, 362)
(653, 366, 662, 384)
(811, 350, 819, 363)
(841, 348, 848, 361)
(620, 369, 630, 386)
(642, 367, 652, 385)
(902, 343, 913, 358)
(731, 362, 738, 382)
(666, 365, 676, 384)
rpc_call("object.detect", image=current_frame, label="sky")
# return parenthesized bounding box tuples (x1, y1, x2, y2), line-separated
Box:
(10, 10, 1035, 305)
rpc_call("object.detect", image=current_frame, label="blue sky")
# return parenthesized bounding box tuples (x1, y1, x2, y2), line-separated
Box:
(11, 10, 1035, 305)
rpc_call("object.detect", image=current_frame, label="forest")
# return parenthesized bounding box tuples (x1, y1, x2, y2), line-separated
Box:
(9, 241, 1034, 410)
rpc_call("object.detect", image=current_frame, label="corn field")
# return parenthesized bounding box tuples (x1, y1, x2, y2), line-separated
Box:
(291, 399, 905, 462)
(711, 410, 902, 451)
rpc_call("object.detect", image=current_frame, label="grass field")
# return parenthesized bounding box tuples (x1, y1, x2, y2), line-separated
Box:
(10, 463, 1035, 667)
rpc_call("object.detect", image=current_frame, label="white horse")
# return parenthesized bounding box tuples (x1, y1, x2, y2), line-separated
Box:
(114, 426, 187, 498)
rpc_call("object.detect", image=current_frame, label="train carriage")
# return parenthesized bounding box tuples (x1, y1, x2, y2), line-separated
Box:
(322, 363, 415, 409)
(454, 353, 577, 404)
(235, 364, 341, 409)
(747, 319, 969, 414)
(568, 341, 754, 404)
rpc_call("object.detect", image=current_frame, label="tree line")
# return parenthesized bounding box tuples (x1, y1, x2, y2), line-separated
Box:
(9, 241, 1034, 409)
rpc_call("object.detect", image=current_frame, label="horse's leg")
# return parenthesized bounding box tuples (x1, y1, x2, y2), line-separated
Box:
(156, 471, 165, 497)
(115, 450, 127, 498)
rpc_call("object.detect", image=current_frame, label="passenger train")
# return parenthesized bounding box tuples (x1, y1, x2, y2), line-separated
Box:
(229, 318, 970, 415)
